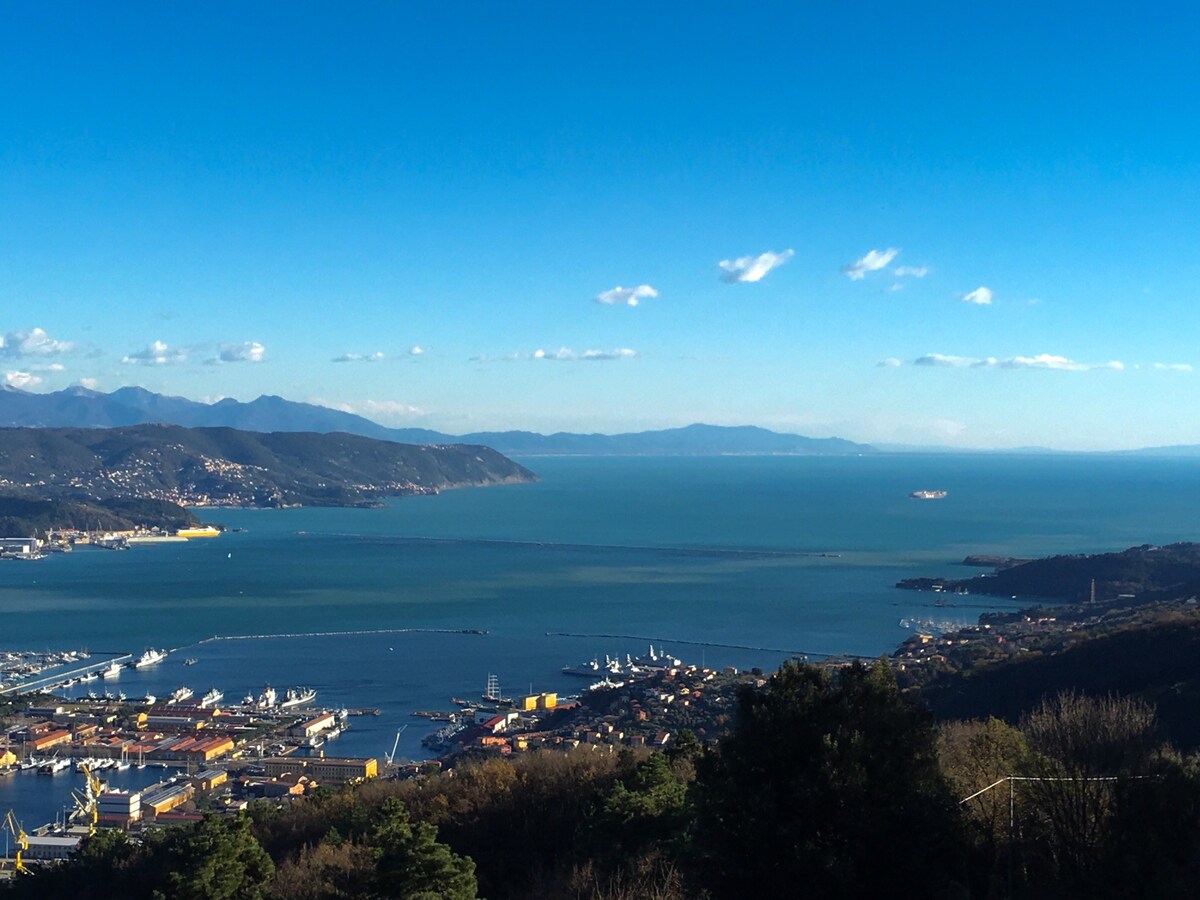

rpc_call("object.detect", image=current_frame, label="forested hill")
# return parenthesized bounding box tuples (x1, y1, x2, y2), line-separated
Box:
(897, 542, 1200, 603)
(0, 424, 536, 510)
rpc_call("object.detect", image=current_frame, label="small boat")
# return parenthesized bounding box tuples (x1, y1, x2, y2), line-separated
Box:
(183, 658, 198, 666)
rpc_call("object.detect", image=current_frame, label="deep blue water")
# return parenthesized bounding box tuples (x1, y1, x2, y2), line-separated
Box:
(2, 453, 1199, 827)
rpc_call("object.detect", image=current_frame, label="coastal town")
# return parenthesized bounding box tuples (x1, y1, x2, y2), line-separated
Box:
(0, 643, 759, 873)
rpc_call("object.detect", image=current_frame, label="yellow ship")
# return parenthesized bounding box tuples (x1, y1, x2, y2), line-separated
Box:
(176, 525, 221, 538)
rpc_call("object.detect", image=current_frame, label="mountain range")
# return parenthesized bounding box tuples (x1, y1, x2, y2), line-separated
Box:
(0, 386, 872, 456)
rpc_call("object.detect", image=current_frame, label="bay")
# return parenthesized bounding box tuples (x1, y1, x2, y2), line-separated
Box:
(2, 453, 1199, 827)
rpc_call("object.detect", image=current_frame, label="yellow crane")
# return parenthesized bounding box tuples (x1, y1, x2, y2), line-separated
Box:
(70, 762, 104, 836)
(3, 810, 28, 873)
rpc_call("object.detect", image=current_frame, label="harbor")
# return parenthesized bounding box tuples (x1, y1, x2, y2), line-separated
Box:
(0, 627, 794, 856)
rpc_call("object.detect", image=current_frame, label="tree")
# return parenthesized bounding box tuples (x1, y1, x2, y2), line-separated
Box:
(149, 814, 274, 900)
(370, 799, 476, 899)
(693, 659, 966, 899)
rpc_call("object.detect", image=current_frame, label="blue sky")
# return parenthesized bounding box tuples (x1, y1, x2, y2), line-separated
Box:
(3, 3, 1200, 449)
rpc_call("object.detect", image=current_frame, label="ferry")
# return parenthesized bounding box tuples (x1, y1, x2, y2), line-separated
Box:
(100, 661, 123, 679)
(176, 525, 221, 539)
(133, 648, 168, 668)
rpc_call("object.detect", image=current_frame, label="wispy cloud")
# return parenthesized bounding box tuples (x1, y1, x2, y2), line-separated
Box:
(0, 327, 75, 358)
(897, 352, 1123, 371)
(959, 286, 993, 305)
(534, 347, 638, 361)
(595, 285, 658, 306)
(473, 347, 639, 363)
(1154, 362, 1193, 372)
(77, 377, 99, 390)
(718, 250, 794, 283)
(894, 265, 928, 278)
(122, 340, 189, 366)
(876, 358, 904, 368)
(841, 248, 898, 280)
(217, 341, 265, 363)
(333, 352, 385, 363)
(913, 354, 980, 368)
(4, 371, 40, 388)
(317, 398, 426, 423)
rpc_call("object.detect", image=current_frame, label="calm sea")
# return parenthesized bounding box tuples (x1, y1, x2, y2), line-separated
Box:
(2, 453, 1198, 826)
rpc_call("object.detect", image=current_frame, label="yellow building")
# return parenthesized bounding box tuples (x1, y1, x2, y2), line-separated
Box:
(261, 756, 377, 784)
(515, 692, 558, 711)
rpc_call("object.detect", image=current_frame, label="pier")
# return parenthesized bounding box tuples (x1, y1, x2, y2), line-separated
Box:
(195, 627, 489, 643)
(544, 631, 871, 661)
(0, 655, 133, 696)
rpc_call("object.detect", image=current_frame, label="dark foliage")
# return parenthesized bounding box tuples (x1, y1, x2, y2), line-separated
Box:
(692, 659, 967, 899)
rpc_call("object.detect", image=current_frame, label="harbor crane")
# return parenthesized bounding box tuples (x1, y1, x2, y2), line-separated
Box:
(384, 725, 409, 766)
(68, 762, 106, 836)
(3, 810, 28, 874)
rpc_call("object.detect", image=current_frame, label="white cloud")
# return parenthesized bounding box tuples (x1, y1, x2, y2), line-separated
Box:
(1154, 362, 1193, 372)
(218, 341, 265, 363)
(362, 400, 425, 418)
(409, 345, 425, 356)
(898, 352, 1123, 371)
(315, 398, 426, 423)
(876, 358, 904, 367)
(4, 370, 40, 388)
(841, 248, 899, 280)
(122, 340, 189, 366)
(534, 347, 638, 361)
(718, 250, 794, 283)
(595, 284, 658, 306)
(913, 354, 979, 368)
(894, 266, 928, 278)
(0, 327, 75, 358)
(960, 286, 993, 305)
(333, 351, 385, 363)
(78, 377, 99, 390)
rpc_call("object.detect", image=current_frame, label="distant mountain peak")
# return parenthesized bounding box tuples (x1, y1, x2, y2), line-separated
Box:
(0, 386, 872, 456)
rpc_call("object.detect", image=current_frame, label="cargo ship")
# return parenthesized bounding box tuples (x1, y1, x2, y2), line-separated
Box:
(909, 490, 948, 500)
(176, 525, 221, 539)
